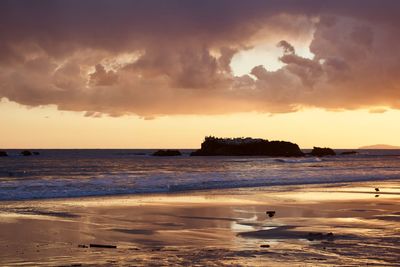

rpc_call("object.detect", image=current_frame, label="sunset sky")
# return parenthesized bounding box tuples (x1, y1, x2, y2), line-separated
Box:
(1, 0, 400, 148)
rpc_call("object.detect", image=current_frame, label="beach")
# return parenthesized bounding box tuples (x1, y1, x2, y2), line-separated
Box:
(1, 180, 399, 266)
(2, 0, 400, 265)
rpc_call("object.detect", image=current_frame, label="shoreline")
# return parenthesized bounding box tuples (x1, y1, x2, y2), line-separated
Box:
(1, 180, 399, 266)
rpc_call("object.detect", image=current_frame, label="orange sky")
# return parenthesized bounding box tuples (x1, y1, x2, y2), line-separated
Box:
(1, 1, 400, 148)
(1, 99, 399, 149)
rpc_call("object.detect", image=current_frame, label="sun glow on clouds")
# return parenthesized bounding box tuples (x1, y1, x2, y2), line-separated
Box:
(2, 2, 400, 117)
(231, 25, 316, 76)
(1, 1, 400, 148)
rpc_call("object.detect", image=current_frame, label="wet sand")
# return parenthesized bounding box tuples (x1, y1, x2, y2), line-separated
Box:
(0, 181, 399, 266)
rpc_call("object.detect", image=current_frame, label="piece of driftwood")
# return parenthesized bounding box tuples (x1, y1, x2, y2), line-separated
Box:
(89, 243, 117, 249)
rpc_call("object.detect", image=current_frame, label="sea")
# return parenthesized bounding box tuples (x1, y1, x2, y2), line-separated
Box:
(0, 149, 400, 201)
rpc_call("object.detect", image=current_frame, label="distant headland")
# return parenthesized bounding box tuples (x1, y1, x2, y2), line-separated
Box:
(359, 144, 400, 149)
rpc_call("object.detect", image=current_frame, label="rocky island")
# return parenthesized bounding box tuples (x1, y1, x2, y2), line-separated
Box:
(190, 136, 304, 157)
(310, 147, 336, 157)
(20, 150, 40, 156)
(152, 150, 182, 157)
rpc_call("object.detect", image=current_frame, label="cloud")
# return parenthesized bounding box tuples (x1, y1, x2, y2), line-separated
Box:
(369, 108, 387, 114)
(89, 65, 118, 86)
(277, 40, 296, 55)
(0, 0, 400, 117)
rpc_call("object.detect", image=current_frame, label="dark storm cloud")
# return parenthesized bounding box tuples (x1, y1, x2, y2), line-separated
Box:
(0, 0, 400, 116)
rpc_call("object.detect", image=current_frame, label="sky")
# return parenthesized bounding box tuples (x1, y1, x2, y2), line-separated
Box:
(1, 0, 400, 149)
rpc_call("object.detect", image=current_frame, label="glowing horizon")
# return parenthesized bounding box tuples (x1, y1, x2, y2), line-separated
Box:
(1, 99, 399, 149)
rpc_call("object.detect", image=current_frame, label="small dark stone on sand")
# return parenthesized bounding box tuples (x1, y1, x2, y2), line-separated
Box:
(375, 188, 380, 192)
(375, 195, 380, 198)
(266, 211, 276, 218)
(260, 244, 270, 248)
(308, 232, 323, 237)
(307, 232, 334, 241)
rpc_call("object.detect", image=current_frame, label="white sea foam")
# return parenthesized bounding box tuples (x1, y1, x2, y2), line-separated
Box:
(275, 157, 322, 163)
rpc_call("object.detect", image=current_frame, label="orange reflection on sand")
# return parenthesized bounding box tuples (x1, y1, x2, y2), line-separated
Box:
(62, 194, 261, 208)
(274, 185, 400, 202)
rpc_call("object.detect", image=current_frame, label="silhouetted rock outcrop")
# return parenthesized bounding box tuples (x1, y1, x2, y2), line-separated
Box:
(310, 147, 336, 157)
(340, 151, 357, 155)
(20, 150, 40, 156)
(152, 150, 182, 157)
(0, 151, 8, 157)
(21, 150, 33, 156)
(190, 136, 304, 157)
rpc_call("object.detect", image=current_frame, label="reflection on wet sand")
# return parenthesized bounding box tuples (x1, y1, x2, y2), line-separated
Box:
(0, 180, 399, 266)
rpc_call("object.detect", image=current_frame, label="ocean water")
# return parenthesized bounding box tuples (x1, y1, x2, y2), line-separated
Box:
(0, 149, 400, 201)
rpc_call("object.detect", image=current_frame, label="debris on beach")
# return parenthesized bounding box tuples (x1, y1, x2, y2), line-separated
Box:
(89, 244, 117, 249)
(307, 232, 334, 241)
(266, 211, 276, 218)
